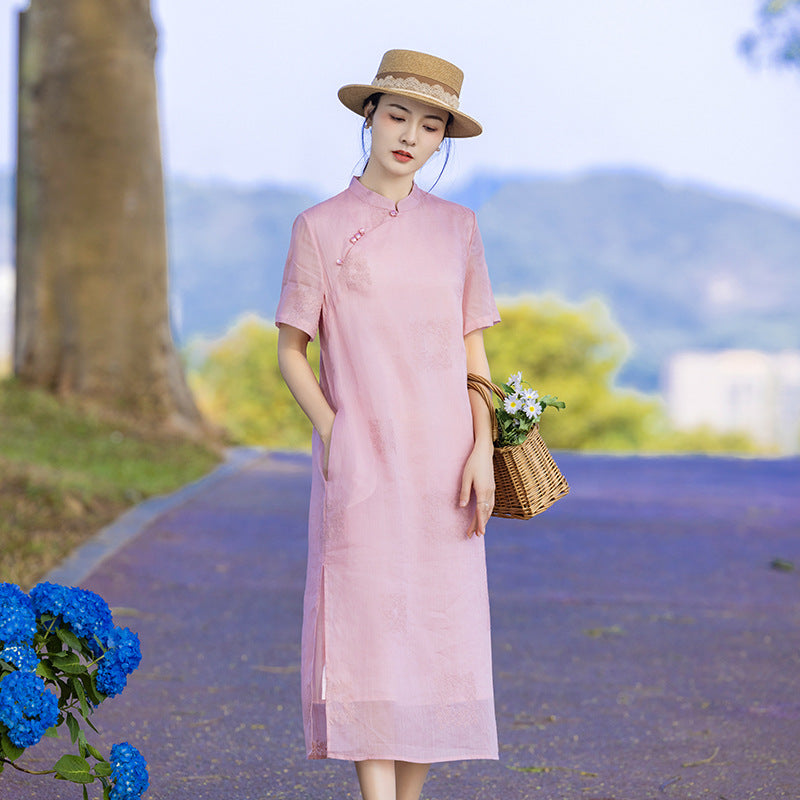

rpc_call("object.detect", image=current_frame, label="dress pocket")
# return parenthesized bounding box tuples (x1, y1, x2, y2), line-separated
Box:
(321, 413, 376, 507)
(322, 413, 341, 484)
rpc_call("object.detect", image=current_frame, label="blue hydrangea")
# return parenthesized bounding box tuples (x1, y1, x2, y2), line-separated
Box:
(0, 643, 40, 672)
(29, 581, 69, 618)
(30, 582, 114, 656)
(0, 583, 37, 647)
(62, 587, 114, 649)
(95, 627, 142, 698)
(0, 670, 59, 748)
(109, 742, 149, 800)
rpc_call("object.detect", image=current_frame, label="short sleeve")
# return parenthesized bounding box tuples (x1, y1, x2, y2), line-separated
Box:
(275, 213, 324, 340)
(463, 212, 501, 336)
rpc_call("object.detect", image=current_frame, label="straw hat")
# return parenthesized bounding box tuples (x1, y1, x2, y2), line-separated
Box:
(338, 49, 482, 138)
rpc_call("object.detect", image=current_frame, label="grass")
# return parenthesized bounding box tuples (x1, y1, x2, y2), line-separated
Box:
(0, 378, 222, 589)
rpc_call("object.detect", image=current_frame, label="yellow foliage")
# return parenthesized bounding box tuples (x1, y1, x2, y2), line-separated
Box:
(485, 296, 661, 450)
(188, 314, 318, 450)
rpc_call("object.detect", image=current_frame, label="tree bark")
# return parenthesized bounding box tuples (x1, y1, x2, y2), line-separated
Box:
(14, 0, 201, 431)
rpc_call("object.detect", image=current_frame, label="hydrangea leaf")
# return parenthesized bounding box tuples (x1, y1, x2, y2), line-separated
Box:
(77, 727, 88, 758)
(57, 628, 84, 651)
(54, 674, 71, 697)
(54, 753, 94, 784)
(36, 660, 56, 680)
(94, 760, 112, 777)
(71, 677, 90, 718)
(50, 651, 81, 670)
(87, 742, 104, 761)
(50, 652, 86, 675)
(66, 712, 80, 744)
(80, 671, 105, 706)
(1, 731, 24, 761)
(60, 661, 88, 675)
(83, 713, 101, 734)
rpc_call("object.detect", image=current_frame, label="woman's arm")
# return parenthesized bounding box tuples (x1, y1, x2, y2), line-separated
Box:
(460, 328, 495, 537)
(277, 324, 335, 475)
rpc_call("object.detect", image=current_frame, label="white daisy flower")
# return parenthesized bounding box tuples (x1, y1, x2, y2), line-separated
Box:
(507, 371, 523, 389)
(523, 401, 543, 420)
(503, 396, 521, 414)
(520, 388, 539, 402)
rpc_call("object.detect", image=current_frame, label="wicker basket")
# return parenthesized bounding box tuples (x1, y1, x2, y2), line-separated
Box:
(468, 373, 570, 520)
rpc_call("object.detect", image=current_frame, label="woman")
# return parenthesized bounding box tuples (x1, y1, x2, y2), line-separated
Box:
(276, 49, 500, 800)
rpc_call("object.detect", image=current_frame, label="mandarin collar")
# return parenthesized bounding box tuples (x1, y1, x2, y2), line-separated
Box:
(347, 176, 423, 213)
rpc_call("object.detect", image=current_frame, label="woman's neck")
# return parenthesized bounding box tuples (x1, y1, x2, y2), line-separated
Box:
(358, 163, 415, 207)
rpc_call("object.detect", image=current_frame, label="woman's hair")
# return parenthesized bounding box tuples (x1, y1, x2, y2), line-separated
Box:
(360, 92, 453, 191)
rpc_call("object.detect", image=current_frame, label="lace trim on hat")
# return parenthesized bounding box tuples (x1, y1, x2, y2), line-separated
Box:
(371, 75, 460, 110)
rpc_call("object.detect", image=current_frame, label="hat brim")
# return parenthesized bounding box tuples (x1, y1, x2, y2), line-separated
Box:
(338, 84, 482, 138)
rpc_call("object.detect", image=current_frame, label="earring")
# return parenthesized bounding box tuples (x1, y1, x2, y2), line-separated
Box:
(436, 146, 441, 152)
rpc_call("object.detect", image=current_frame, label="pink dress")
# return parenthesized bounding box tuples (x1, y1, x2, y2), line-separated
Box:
(275, 176, 501, 763)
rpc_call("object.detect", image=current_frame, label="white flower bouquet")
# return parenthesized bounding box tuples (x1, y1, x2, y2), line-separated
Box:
(494, 371, 565, 447)
(467, 370, 569, 519)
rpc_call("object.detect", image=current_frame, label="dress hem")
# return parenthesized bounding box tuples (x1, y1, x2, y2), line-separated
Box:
(307, 751, 500, 763)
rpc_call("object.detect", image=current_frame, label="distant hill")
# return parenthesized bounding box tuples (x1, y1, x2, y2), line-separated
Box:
(460, 170, 800, 387)
(2, 167, 798, 390)
(165, 178, 315, 343)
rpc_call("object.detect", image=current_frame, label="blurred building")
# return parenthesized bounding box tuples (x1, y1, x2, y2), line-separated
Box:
(0, 263, 13, 373)
(665, 350, 800, 454)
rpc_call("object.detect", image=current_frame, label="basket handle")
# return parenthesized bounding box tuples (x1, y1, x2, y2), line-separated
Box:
(467, 373, 505, 442)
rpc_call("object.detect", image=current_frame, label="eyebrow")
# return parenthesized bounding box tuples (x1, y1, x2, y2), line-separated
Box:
(387, 103, 445, 123)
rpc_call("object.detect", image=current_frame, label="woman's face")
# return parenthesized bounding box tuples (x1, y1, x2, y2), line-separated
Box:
(365, 93, 447, 180)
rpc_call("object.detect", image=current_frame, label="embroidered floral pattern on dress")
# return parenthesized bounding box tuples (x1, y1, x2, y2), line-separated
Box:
(285, 282, 321, 320)
(422, 488, 472, 539)
(433, 671, 482, 728)
(411, 319, 451, 369)
(430, 670, 478, 709)
(421, 489, 446, 529)
(434, 698, 486, 731)
(339, 254, 372, 292)
(323, 505, 346, 540)
(368, 418, 397, 461)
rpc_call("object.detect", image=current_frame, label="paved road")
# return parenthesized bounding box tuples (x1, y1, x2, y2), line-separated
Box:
(3, 451, 799, 800)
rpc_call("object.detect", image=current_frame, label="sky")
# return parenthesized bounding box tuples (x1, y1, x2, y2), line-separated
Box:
(1, 0, 799, 213)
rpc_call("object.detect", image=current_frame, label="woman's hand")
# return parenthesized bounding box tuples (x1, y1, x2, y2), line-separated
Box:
(462, 328, 495, 537)
(277, 324, 336, 480)
(459, 439, 495, 537)
(320, 416, 334, 480)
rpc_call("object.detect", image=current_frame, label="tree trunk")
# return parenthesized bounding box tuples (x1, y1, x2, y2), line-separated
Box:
(14, 0, 201, 431)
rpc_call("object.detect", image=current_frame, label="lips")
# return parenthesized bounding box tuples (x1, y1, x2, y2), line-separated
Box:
(392, 150, 413, 162)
